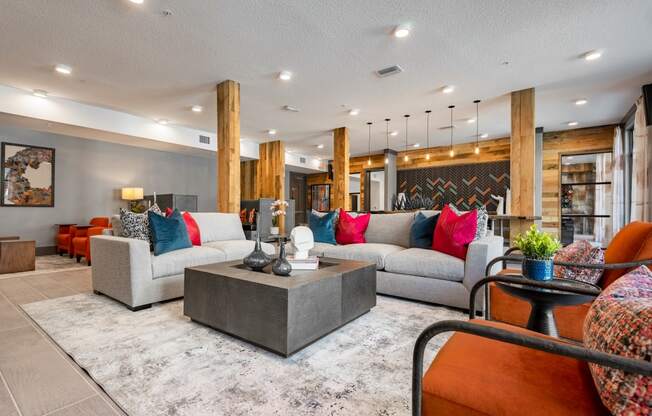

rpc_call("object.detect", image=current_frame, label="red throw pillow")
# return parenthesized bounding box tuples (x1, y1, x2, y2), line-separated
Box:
(165, 208, 201, 246)
(432, 205, 477, 260)
(335, 209, 370, 245)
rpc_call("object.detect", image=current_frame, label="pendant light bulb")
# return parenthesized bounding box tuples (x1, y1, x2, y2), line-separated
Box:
(385, 157, 389, 164)
(366, 121, 373, 167)
(404, 155, 409, 162)
(448, 105, 455, 159)
(474, 145, 480, 155)
(424, 110, 431, 162)
(474, 99, 481, 155)
(426, 153, 431, 160)
(449, 149, 455, 158)
(384, 118, 391, 165)
(403, 114, 410, 163)
(367, 158, 372, 166)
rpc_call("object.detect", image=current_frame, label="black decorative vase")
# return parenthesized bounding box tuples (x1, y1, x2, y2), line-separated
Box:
(243, 233, 272, 272)
(272, 240, 292, 276)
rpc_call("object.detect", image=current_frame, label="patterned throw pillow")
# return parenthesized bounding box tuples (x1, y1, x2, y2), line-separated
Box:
(450, 204, 488, 240)
(553, 240, 605, 284)
(120, 204, 162, 246)
(583, 265, 652, 415)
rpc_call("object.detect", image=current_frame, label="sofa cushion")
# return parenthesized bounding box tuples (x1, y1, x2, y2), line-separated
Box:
(309, 242, 336, 257)
(150, 246, 226, 279)
(336, 210, 370, 245)
(554, 240, 604, 284)
(148, 209, 192, 256)
(309, 210, 337, 244)
(165, 209, 201, 246)
(203, 240, 275, 261)
(584, 265, 652, 415)
(119, 204, 162, 245)
(410, 212, 439, 249)
(191, 212, 246, 243)
(322, 243, 404, 270)
(384, 248, 465, 281)
(365, 212, 414, 248)
(422, 320, 609, 416)
(433, 205, 477, 260)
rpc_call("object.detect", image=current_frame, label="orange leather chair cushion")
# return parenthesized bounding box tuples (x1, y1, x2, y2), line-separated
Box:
(489, 283, 589, 342)
(89, 217, 110, 228)
(422, 320, 609, 416)
(601, 221, 652, 288)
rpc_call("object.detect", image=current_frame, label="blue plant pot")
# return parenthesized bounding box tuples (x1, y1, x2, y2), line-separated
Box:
(522, 258, 554, 281)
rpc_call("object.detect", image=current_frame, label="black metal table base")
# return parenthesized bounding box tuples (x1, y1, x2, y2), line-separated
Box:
(526, 300, 558, 337)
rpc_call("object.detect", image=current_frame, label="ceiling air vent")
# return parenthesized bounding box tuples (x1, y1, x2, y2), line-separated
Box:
(299, 157, 306, 164)
(199, 135, 211, 144)
(376, 65, 403, 78)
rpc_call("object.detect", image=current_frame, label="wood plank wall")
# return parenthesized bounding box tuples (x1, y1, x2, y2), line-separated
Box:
(240, 160, 258, 200)
(541, 125, 615, 236)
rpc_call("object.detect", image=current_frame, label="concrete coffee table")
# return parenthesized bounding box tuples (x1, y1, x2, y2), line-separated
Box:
(184, 258, 376, 356)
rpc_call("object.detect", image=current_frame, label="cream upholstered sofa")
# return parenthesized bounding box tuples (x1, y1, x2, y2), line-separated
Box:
(90, 212, 275, 310)
(308, 211, 503, 311)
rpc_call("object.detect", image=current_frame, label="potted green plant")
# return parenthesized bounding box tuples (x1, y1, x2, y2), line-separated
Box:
(513, 225, 562, 280)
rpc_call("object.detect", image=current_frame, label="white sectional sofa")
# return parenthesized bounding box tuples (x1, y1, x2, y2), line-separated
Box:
(90, 212, 275, 310)
(308, 211, 503, 310)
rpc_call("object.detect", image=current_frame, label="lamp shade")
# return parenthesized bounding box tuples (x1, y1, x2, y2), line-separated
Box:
(121, 187, 144, 201)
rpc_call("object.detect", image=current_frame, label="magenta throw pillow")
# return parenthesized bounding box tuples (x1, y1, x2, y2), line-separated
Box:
(335, 209, 370, 245)
(583, 265, 652, 415)
(432, 205, 477, 260)
(553, 240, 604, 284)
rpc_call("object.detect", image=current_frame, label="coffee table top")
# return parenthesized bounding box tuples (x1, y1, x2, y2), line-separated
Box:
(186, 258, 374, 290)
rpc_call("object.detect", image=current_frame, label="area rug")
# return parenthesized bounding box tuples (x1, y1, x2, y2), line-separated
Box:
(22, 294, 464, 415)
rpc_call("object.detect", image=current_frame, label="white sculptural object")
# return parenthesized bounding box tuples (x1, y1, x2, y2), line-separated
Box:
(290, 226, 314, 260)
(505, 188, 512, 215)
(491, 194, 505, 215)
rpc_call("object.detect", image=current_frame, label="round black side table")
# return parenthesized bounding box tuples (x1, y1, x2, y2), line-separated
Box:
(496, 279, 600, 337)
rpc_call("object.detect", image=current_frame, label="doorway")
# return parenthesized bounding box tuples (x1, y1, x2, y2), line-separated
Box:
(289, 172, 308, 225)
(364, 169, 385, 212)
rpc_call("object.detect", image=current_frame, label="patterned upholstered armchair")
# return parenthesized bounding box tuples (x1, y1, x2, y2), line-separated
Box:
(71, 217, 111, 266)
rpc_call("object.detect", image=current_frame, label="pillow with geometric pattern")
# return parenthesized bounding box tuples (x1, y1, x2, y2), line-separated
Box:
(583, 265, 652, 415)
(119, 204, 162, 248)
(553, 240, 604, 285)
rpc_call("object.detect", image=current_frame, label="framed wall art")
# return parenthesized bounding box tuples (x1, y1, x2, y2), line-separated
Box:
(1, 142, 55, 207)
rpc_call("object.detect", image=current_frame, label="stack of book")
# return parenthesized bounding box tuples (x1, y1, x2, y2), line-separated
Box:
(287, 255, 319, 270)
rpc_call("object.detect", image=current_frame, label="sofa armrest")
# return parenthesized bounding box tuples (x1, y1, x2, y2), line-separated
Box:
(463, 235, 504, 292)
(90, 235, 153, 307)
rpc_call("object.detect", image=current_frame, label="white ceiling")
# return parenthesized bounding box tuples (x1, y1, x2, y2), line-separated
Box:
(1, 0, 651, 158)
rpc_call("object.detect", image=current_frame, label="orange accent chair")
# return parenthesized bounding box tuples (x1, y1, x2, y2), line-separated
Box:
(413, 318, 652, 416)
(56, 224, 76, 257)
(490, 221, 652, 341)
(71, 217, 111, 266)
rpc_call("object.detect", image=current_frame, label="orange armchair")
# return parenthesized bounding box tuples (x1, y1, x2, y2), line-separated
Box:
(56, 224, 76, 257)
(71, 217, 111, 266)
(489, 221, 652, 341)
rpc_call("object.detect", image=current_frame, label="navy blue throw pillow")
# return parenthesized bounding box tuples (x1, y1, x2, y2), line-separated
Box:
(148, 209, 192, 256)
(309, 210, 337, 245)
(410, 212, 440, 249)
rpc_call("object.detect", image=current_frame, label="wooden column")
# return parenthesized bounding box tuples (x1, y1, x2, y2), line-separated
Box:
(332, 127, 350, 211)
(217, 80, 241, 213)
(240, 160, 258, 200)
(257, 141, 286, 232)
(510, 88, 536, 234)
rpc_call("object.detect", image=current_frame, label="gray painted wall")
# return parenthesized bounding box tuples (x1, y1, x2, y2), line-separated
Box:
(0, 125, 216, 248)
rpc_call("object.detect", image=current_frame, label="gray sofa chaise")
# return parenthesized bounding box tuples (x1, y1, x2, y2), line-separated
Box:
(91, 212, 275, 310)
(308, 211, 503, 310)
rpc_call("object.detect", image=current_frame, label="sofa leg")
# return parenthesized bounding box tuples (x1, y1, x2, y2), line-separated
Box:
(128, 304, 152, 312)
(76, 255, 81, 263)
(87, 259, 91, 267)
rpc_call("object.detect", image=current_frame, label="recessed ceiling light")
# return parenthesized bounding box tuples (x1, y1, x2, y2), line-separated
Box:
(32, 89, 48, 98)
(317, 144, 324, 149)
(54, 64, 72, 75)
(480, 133, 489, 139)
(442, 85, 455, 94)
(575, 99, 588, 106)
(413, 143, 420, 148)
(390, 130, 398, 136)
(349, 108, 360, 116)
(467, 118, 476, 124)
(283, 105, 300, 112)
(568, 121, 579, 126)
(157, 119, 169, 125)
(393, 24, 410, 38)
(129, 0, 144, 4)
(278, 70, 292, 81)
(584, 50, 602, 61)
(268, 129, 277, 135)
(191, 105, 203, 113)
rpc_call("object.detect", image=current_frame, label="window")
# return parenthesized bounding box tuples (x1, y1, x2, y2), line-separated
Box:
(560, 152, 613, 247)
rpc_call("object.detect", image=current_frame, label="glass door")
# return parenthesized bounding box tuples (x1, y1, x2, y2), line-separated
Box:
(560, 152, 613, 247)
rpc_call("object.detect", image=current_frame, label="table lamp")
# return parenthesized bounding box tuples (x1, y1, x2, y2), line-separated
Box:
(121, 187, 144, 212)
